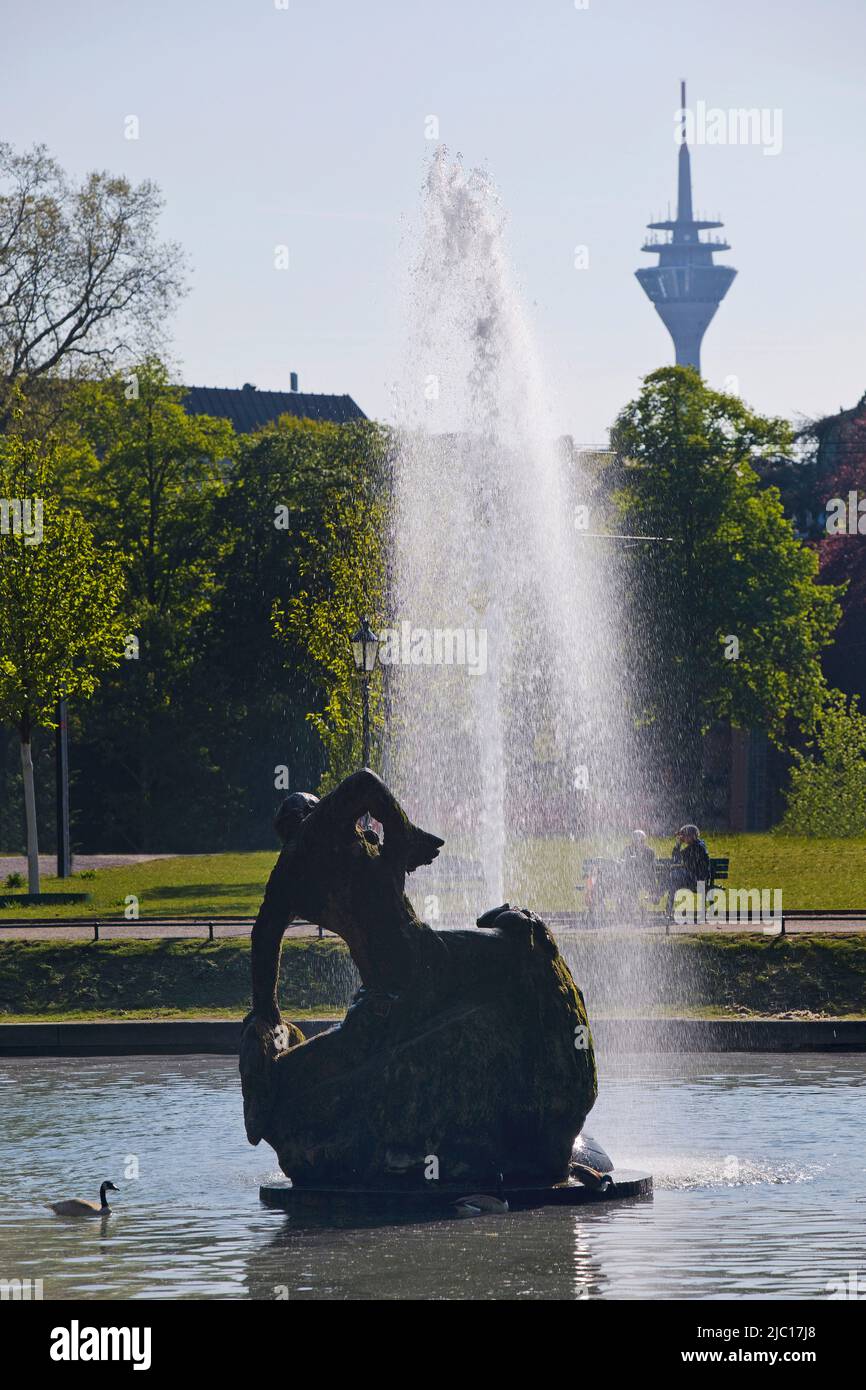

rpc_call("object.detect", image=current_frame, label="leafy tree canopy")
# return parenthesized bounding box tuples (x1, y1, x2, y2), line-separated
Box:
(610, 368, 843, 795)
(0, 421, 127, 739)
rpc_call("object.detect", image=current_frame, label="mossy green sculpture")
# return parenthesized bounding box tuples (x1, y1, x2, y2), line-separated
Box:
(239, 769, 596, 1189)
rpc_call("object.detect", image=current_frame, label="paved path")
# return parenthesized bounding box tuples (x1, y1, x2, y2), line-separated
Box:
(0, 920, 327, 941)
(0, 853, 180, 879)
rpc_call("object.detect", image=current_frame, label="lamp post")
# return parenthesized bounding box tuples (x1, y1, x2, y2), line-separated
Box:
(350, 617, 379, 767)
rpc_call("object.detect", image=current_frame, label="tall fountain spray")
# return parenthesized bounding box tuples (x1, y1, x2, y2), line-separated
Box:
(390, 151, 637, 926)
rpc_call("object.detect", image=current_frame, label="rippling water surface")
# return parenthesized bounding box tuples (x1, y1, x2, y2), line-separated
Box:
(0, 1052, 862, 1300)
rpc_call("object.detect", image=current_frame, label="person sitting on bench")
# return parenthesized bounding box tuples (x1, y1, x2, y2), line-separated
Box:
(622, 830, 657, 896)
(601, 831, 657, 915)
(667, 824, 710, 917)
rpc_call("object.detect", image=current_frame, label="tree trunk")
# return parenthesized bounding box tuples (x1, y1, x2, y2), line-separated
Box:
(20, 736, 40, 895)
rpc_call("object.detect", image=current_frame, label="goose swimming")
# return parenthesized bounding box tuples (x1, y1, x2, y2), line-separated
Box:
(48, 1181, 118, 1217)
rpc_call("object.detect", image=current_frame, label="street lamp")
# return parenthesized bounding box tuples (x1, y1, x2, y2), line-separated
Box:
(350, 617, 379, 767)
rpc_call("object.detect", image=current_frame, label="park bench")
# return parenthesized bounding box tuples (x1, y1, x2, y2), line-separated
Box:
(707, 857, 729, 892)
(575, 854, 732, 921)
(651, 854, 731, 909)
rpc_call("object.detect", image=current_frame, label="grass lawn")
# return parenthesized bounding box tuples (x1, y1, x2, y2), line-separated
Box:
(0, 833, 863, 921)
(0, 852, 276, 919)
(1, 1006, 341, 1023)
(507, 833, 866, 913)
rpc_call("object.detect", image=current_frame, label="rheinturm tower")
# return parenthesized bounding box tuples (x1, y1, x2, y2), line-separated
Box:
(636, 83, 736, 373)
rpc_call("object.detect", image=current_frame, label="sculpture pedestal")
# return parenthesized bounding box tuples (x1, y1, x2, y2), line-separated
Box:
(259, 1169, 652, 1215)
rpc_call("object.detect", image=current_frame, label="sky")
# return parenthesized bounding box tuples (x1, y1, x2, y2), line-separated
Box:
(4, 0, 866, 446)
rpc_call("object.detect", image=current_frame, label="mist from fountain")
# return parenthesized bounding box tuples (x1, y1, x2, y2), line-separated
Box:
(388, 151, 644, 937)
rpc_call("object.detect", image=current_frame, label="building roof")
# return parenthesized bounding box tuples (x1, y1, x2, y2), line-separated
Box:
(183, 384, 367, 433)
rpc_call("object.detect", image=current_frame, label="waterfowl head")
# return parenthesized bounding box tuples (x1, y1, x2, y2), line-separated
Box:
(99, 1181, 118, 1206)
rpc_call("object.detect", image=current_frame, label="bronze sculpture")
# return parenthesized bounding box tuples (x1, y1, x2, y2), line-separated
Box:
(240, 768, 596, 1190)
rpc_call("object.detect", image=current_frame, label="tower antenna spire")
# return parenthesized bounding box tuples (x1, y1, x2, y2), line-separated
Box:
(677, 79, 693, 221)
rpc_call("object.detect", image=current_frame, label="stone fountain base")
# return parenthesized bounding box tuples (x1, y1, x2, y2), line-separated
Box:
(259, 1169, 652, 1215)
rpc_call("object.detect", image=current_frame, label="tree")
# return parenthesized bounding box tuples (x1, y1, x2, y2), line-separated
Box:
(733, 396, 866, 704)
(610, 368, 842, 808)
(68, 360, 235, 614)
(780, 690, 866, 836)
(0, 143, 185, 424)
(270, 419, 389, 790)
(809, 408, 866, 702)
(0, 422, 126, 890)
(59, 360, 236, 849)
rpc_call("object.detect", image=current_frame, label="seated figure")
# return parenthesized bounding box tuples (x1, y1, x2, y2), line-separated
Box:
(621, 829, 657, 894)
(666, 823, 711, 917)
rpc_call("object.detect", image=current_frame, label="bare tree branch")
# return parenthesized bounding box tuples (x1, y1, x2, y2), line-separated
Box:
(0, 143, 187, 423)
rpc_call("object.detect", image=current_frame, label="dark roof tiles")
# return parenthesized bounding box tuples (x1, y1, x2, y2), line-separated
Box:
(183, 385, 366, 433)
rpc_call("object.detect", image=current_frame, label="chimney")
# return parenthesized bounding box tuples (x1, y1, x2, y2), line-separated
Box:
(290, 372, 299, 393)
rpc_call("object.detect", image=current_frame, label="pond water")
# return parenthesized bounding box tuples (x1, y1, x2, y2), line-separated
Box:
(0, 1052, 862, 1300)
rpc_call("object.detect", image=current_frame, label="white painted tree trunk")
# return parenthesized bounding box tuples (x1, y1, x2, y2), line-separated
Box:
(20, 738, 40, 895)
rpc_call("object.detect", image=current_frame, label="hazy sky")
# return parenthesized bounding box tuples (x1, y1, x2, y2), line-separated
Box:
(5, 0, 866, 444)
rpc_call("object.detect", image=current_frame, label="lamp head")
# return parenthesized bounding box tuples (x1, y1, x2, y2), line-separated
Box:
(351, 617, 379, 674)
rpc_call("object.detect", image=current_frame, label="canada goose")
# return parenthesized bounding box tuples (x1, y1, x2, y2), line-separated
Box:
(48, 1181, 118, 1217)
(453, 1173, 509, 1216)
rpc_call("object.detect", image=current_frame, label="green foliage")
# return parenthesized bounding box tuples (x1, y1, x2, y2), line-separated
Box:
(0, 424, 127, 740)
(0, 937, 357, 1019)
(25, 379, 396, 848)
(68, 358, 236, 628)
(780, 690, 866, 836)
(57, 361, 239, 847)
(3, 932, 866, 1021)
(270, 419, 390, 790)
(611, 368, 842, 798)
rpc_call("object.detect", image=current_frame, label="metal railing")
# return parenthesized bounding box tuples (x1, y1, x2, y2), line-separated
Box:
(1, 910, 864, 941)
(0, 915, 325, 941)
